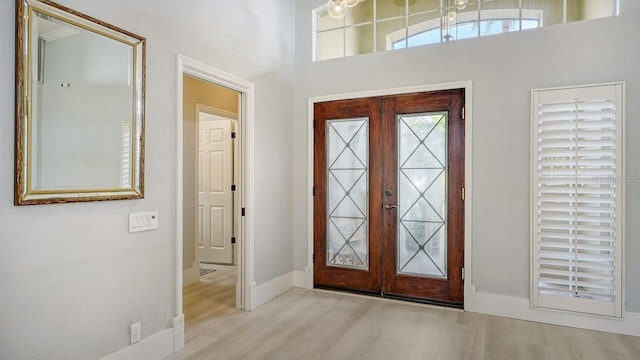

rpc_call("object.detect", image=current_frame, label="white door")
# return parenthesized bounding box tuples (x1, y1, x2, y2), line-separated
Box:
(197, 113, 234, 264)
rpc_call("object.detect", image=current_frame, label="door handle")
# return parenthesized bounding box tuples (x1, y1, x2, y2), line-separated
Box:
(385, 204, 398, 209)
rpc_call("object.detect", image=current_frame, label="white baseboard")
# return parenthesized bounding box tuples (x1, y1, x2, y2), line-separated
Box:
(251, 271, 294, 310)
(465, 289, 640, 337)
(183, 261, 199, 286)
(101, 328, 175, 360)
(293, 267, 313, 289)
(172, 314, 185, 353)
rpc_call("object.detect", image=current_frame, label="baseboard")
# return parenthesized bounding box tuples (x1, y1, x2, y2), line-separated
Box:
(465, 289, 640, 337)
(251, 271, 293, 310)
(183, 261, 199, 286)
(293, 267, 313, 289)
(101, 328, 174, 360)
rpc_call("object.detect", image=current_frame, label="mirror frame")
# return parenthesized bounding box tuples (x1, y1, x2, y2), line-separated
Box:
(15, 0, 146, 205)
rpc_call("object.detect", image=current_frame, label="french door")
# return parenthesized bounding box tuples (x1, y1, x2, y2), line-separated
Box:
(314, 90, 465, 307)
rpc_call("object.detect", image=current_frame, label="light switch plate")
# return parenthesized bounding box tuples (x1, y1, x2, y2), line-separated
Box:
(129, 211, 158, 232)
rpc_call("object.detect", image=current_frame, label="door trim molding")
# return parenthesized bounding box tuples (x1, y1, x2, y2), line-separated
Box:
(305, 82, 473, 307)
(175, 54, 256, 347)
(196, 104, 239, 120)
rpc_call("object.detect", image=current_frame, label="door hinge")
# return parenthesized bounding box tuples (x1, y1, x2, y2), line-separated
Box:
(461, 187, 465, 201)
(462, 267, 465, 280)
(231, 131, 237, 139)
(313, 119, 316, 129)
(313, 253, 315, 264)
(231, 184, 236, 191)
(313, 186, 316, 196)
(231, 236, 236, 244)
(241, 208, 246, 217)
(461, 106, 465, 120)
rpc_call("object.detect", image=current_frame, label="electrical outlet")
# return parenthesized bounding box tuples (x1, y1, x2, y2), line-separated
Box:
(130, 322, 141, 344)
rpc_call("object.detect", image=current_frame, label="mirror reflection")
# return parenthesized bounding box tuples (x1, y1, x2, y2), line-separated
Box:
(16, 0, 145, 205)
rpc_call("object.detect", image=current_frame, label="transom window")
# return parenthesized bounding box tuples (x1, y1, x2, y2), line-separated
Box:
(314, 0, 620, 61)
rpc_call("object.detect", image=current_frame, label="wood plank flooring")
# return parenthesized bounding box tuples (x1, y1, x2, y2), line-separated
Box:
(182, 264, 239, 327)
(168, 271, 640, 360)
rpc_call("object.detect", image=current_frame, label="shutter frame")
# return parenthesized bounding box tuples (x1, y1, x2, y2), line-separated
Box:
(531, 83, 624, 318)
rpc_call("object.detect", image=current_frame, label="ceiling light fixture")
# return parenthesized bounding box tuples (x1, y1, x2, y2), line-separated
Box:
(444, 0, 458, 26)
(327, 0, 360, 20)
(456, 0, 469, 10)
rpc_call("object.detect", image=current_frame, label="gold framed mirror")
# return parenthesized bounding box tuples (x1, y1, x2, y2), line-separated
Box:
(15, 0, 145, 205)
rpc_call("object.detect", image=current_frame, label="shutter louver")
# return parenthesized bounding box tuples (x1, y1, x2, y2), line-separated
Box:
(531, 84, 624, 317)
(121, 121, 132, 188)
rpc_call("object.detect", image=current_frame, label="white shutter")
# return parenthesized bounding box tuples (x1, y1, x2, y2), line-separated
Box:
(120, 120, 141, 189)
(120, 120, 131, 188)
(531, 83, 624, 317)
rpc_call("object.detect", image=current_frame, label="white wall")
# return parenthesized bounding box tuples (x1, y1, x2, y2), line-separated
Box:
(0, 0, 294, 359)
(293, 0, 640, 312)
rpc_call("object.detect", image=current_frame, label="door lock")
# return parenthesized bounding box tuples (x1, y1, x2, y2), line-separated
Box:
(385, 189, 393, 196)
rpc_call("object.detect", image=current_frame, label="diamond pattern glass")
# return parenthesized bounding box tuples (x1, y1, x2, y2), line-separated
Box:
(326, 118, 369, 269)
(397, 113, 447, 278)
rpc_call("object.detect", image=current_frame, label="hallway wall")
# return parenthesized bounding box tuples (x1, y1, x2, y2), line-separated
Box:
(0, 0, 295, 358)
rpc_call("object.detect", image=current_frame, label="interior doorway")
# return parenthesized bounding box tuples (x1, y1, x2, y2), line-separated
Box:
(175, 54, 256, 352)
(313, 89, 465, 308)
(182, 76, 241, 322)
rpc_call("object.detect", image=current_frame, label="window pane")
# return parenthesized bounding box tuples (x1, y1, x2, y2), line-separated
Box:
(408, 8, 440, 28)
(446, 2, 480, 41)
(479, 0, 520, 33)
(408, 0, 441, 16)
(318, 10, 344, 31)
(346, 23, 374, 56)
(480, 0, 520, 10)
(567, 0, 616, 23)
(347, 0, 374, 26)
(317, 29, 344, 60)
(521, 19, 540, 30)
(522, 0, 563, 27)
(377, 17, 407, 51)
(407, 10, 442, 47)
(377, 0, 406, 21)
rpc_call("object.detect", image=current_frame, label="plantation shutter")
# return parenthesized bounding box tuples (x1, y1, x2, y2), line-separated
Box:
(120, 120, 142, 189)
(121, 121, 132, 188)
(531, 83, 624, 317)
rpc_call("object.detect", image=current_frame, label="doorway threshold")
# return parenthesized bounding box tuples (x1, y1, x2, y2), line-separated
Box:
(313, 286, 463, 310)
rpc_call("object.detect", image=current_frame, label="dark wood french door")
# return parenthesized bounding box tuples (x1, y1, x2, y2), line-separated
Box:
(314, 89, 465, 307)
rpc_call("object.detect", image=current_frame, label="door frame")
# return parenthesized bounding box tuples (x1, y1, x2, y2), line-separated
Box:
(175, 54, 256, 351)
(305, 81, 474, 309)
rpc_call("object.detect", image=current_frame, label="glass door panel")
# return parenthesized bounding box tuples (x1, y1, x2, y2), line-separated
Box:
(326, 118, 369, 269)
(398, 112, 447, 278)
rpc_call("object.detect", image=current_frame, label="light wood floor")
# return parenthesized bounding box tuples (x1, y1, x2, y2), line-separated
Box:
(168, 270, 640, 360)
(182, 264, 239, 326)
